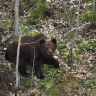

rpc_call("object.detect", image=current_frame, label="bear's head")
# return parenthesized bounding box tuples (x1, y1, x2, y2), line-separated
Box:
(39, 38, 57, 58)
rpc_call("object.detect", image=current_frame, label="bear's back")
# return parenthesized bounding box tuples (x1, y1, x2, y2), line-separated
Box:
(21, 33, 47, 44)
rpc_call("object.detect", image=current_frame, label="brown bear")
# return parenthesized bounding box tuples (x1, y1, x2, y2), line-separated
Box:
(5, 33, 59, 79)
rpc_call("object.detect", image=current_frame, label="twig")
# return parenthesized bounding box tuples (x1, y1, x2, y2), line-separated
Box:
(69, 0, 81, 71)
(24, 3, 38, 16)
(16, 27, 22, 87)
(31, 45, 35, 88)
(62, 0, 71, 26)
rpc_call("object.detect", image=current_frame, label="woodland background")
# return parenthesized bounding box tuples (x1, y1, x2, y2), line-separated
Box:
(0, 0, 96, 96)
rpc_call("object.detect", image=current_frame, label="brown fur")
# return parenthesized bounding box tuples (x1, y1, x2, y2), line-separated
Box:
(21, 33, 47, 43)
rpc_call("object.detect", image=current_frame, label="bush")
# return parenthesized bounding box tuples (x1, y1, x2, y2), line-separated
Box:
(82, 11, 96, 24)
(20, 0, 49, 24)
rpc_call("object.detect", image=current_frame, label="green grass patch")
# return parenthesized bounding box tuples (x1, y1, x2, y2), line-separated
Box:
(65, 31, 75, 40)
(21, 25, 38, 36)
(1, 21, 10, 27)
(39, 66, 61, 95)
(58, 77, 81, 94)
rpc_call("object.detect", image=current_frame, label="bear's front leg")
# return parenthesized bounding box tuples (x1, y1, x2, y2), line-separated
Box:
(18, 58, 30, 77)
(44, 57, 59, 68)
(52, 57, 59, 68)
(34, 60, 45, 79)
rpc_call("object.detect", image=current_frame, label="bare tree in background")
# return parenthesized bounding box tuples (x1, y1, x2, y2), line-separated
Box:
(93, 0, 95, 11)
(69, 0, 81, 71)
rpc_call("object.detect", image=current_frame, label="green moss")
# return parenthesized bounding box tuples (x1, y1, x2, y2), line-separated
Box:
(92, 92, 96, 96)
(64, 8, 77, 23)
(1, 21, 10, 27)
(59, 77, 81, 93)
(74, 50, 81, 61)
(26, 79, 31, 86)
(39, 67, 61, 95)
(20, 0, 49, 24)
(0, 63, 2, 70)
(40, 77, 61, 96)
(21, 25, 38, 36)
(92, 40, 96, 47)
(81, 11, 96, 24)
(65, 31, 75, 39)
(87, 78, 96, 89)
(78, 44, 86, 52)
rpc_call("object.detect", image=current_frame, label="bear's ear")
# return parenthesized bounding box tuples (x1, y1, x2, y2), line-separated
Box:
(40, 39, 45, 45)
(51, 38, 57, 44)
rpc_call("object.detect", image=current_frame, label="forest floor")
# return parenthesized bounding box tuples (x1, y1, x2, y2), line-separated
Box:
(0, 0, 96, 96)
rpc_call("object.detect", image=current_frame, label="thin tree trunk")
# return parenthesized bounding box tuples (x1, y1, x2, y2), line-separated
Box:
(69, 0, 80, 71)
(14, 0, 20, 87)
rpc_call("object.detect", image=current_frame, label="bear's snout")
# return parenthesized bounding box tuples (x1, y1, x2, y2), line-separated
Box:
(47, 53, 53, 57)
(49, 52, 53, 55)
(47, 48, 54, 56)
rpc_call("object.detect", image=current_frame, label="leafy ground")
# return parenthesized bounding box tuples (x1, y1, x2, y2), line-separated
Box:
(0, 0, 96, 96)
